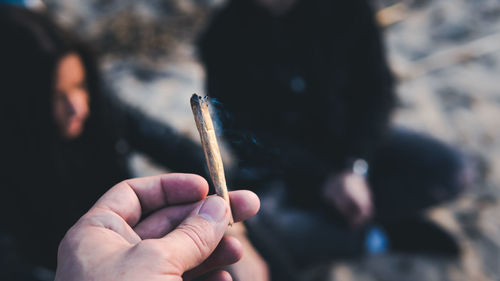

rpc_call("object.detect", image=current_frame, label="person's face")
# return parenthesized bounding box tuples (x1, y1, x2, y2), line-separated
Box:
(53, 53, 90, 140)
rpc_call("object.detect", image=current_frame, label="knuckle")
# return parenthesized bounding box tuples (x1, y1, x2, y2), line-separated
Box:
(136, 240, 168, 260)
(133, 240, 182, 274)
(177, 222, 213, 257)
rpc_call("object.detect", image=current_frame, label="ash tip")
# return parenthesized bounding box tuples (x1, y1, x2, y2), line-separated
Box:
(191, 94, 210, 106)
(190, 94, 201, 104)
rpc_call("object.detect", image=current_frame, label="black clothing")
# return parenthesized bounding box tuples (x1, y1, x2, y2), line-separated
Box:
(369, 129, 464, 221)
(246, 129, 464, 280)
(0, 5, 206, 272)
(199, 0, 395, 206)
(199, 1, 465, 278)
(1, 96, 206, 271)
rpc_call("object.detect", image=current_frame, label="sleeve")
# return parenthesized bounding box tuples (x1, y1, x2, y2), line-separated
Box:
(326, 0, 396, 167)
(101, 92, 208, 178)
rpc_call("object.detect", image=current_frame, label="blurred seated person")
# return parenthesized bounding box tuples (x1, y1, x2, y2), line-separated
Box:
(0, 4, 207, 275)
(199, 0, 469, 278)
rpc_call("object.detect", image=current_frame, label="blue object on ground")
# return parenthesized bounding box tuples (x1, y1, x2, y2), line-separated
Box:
(366, 225, 389, 254)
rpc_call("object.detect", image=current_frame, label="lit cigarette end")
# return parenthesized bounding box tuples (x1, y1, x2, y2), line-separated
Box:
(190, 94, 233, 225)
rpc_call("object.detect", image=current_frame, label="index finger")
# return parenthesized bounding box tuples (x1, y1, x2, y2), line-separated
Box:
(93, 173, 209, 227)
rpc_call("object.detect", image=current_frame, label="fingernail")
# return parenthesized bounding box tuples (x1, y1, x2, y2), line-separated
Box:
(198, 196, 227, 223)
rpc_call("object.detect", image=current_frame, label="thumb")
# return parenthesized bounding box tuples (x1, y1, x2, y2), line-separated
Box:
(160, 196, 230, 272)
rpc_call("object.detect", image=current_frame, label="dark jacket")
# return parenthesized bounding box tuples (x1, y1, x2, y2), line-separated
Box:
(199, 0, 396, 205)
(0, 5, 205, 271)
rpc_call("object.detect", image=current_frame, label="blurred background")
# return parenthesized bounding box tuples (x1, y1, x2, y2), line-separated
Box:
(7, 0, 500, 280)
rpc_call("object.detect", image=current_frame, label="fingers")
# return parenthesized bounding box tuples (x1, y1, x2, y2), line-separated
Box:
(344, 174, 373, 227)
(159, 196, 230, 273)
(134, 202, 197, 239)
(132, 189, 259, 278)
(228, 190, 260, 223)
(134, 190, 260, 239)
(355, 198, 373, 226)
(128, 174, 209, 214)
(93, 173, 209, 227)
(202, 270, 233, 281)
(79, 209, 142, 245)
(183, 236, 242, 280)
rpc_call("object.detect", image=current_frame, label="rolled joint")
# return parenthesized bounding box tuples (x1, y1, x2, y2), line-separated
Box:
(190, 94, 233, 225)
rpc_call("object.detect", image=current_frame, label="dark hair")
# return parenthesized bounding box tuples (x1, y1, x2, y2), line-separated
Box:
(0, 5, 126, 270)
(0, 4, 103, 146)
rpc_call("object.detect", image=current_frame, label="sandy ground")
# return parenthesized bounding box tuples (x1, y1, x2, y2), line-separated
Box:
(45, 0, 500, 280)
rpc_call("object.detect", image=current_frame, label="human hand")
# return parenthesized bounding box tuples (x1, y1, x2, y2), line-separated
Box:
(323, 172, 373, 227)
(55, 173, 260, 281)
(225, 224, 270, 281)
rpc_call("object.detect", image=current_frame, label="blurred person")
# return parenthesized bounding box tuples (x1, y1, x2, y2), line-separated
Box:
(55, 173, 260, 281)
(199, 0, 468, 278)
(0, 4, 207, 277)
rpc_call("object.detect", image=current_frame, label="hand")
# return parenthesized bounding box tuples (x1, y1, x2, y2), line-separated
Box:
(55, 173, 260, 281)
(225, 224, 270, 281)
(323, 172, 373, 227)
